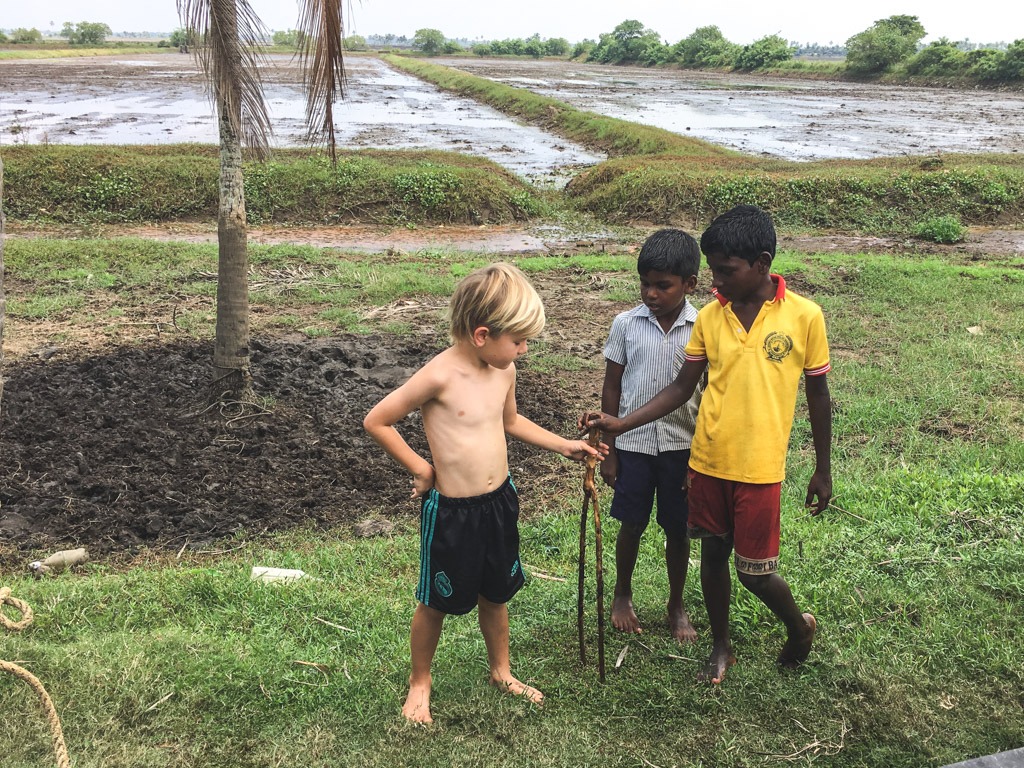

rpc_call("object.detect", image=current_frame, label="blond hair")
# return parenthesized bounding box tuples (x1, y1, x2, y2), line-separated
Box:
(449, 262, 546, 343)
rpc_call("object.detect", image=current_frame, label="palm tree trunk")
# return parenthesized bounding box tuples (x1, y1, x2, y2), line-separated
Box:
(212, 99, 252, 398)
(178, 0, 345, 399)
(0, 154, 6, 410)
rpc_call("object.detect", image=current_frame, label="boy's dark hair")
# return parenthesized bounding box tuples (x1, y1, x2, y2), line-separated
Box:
(700, 205, 777, 265)
(636, 228, 700, 278)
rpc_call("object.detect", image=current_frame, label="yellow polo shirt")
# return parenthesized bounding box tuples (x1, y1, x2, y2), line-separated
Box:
(683, 275, 830, 484)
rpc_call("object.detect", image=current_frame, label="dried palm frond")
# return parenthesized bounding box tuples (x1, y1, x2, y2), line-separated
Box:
(177, 0, 273, 158)
(296, 0, 348, 161)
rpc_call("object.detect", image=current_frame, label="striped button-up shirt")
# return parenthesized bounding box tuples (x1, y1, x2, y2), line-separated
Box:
(603, 301, 703, 455)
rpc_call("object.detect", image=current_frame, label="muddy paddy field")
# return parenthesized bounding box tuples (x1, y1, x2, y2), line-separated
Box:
(2, 53, 1023, 566)
(439, 57, 1024, 161)
(0, 54, 603, 187)
(4, 53, 1024, 170)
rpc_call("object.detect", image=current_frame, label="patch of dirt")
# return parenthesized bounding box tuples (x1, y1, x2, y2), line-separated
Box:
(0, 335, 584, 566)
(778, 228, 1024, 259)
(0, 271, 619, 568)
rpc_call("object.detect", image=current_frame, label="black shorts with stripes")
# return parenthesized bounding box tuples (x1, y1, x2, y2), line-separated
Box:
(416, 476, 525, 615)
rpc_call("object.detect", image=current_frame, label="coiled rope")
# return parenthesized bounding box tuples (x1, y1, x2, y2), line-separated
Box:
(1, 586, 72, 768)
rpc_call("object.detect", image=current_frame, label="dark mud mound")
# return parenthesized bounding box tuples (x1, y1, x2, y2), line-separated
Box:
(0, 336, 576, 560)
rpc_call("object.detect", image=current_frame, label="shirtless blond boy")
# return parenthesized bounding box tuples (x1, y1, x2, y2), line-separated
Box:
(364, 262, 605, 724)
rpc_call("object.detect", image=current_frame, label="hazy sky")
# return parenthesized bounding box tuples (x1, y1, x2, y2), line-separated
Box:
(7, 0, 1021, 46)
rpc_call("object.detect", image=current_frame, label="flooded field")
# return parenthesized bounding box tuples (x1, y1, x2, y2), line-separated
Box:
(440, 58, 1024, 161)
(1, 52, 1022, 179)
(0, 54, 603, 186)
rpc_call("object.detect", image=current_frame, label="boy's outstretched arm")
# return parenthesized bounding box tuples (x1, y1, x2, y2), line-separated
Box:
(804, 373, 833, 515)
(582, 358, 707, 437)
(503, 379, 607, 461)
(363, 368, 440, 498)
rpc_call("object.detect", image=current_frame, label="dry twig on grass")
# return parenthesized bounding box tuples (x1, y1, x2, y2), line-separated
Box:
(758, 718, 850, 761)
(314, 616, 355, 633)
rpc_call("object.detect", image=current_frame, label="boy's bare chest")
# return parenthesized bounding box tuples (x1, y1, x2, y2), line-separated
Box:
(436, 371, 510, 424)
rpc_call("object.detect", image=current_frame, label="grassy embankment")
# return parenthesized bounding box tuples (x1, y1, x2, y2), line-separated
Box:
(0, 44, 168, 60)
(2, 238, 1023, 767)
(0, 145, 543, 226)
(386, 55, 1024, 234)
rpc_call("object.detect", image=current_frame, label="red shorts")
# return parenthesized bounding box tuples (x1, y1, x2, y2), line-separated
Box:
(687, 469, 782, 576)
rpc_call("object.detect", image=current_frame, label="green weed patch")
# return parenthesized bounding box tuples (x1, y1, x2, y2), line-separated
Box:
(1, 145, 543, 226)
(566, 154, 1024, 232)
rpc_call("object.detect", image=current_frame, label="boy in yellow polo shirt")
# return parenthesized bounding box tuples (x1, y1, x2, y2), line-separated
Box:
(582, 205, 832, 684)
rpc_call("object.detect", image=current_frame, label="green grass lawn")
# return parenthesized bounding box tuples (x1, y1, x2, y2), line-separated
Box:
(1, 242, 1022, 767)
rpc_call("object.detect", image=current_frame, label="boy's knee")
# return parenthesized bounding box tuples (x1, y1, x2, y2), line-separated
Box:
(737, 570, 770, 595)
(699, 535, 732, 561)
(477, 594, 508, 609)
(618, 520, 648, 540)
(664, 527, 689, 546)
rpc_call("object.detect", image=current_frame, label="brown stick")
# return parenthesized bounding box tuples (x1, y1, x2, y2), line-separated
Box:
(591, 468, 606, 682)
(577, 486, 588, 665)
(578, 428, 606, 681)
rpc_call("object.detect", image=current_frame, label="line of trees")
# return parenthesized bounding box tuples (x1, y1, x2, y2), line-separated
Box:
(846, 16, 1024, 80)
(0, 28, 45, 44)
(581, 17, 1024, 81)
(900, 39, 1024, 81)
(269, 29, 367, 50)
(395, 17, 1022, 83)
(472, 35, 570, 58)
(400, 21, 797, 71)
(60, 21, 112, 46)
(0, 22, 111, 45)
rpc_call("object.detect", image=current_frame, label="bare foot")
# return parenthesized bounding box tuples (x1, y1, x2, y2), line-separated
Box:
(490, 674, 544, 707)
(697, 642, 736, 684)
(402, 679, 433, 724)
(611, 593, 642, 634)
(778, 613, 816, 669)
(668, 603, 697, 644)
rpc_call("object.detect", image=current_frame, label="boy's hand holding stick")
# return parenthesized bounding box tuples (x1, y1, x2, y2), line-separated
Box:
(577, 426, 607, 682)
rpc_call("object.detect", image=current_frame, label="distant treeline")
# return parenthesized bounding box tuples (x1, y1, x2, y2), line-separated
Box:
(5, 16, 1020, 84)
(396, 17, 1023, 85)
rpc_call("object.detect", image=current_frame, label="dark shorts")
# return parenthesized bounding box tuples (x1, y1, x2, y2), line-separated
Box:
(416, 476, 525, 616)
(686, 469, 782, 576)
(609, 449, 690, 536)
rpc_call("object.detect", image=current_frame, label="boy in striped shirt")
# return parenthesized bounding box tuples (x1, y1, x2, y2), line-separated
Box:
(584, 206, 832, 683)
(600, 228, 705, 643)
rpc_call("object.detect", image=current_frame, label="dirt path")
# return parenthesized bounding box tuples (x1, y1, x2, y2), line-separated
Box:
(7, 220, 1024, 257)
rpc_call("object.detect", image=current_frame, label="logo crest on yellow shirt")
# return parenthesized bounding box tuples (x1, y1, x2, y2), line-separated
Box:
(763, 332, 793, 362)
